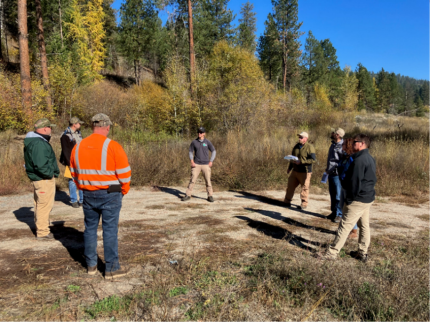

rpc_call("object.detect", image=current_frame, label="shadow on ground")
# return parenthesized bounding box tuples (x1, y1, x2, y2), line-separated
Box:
(234, 190, 327, 219)
(156, 186, 207, 200)
(12, 207, 99, 271)
(244, 208, 336, 235)
(235, 215, 321, 252)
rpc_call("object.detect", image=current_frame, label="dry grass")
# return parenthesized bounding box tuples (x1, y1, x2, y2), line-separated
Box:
(6, 230, 427, 321)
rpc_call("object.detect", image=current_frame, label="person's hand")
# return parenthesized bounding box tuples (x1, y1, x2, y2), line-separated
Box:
(191, 161, 196, 168)
(287, 169, 292, 174)
(208, 162, 213, 168)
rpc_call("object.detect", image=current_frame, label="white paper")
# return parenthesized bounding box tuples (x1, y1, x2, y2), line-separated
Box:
(284, 155, 299, 161)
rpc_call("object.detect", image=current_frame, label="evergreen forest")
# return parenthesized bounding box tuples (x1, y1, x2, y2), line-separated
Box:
(0, 0, 428, 133)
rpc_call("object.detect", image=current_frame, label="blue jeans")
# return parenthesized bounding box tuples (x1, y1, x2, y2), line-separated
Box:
(328, 175, 343, 218)
(68, 179, 83, 204)
(83, 190, 123, 272)
(340, 188, 358, 230)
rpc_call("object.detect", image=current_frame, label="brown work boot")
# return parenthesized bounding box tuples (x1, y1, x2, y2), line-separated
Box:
(37, 232, 54, 240)
(105, 267, 129, 280)
(348, 229, 358, 239)
(87, 265, 97, 276)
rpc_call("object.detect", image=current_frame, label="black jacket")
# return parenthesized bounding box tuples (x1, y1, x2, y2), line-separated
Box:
(60, 128, 82, 166)
(341, 149, 377, 205)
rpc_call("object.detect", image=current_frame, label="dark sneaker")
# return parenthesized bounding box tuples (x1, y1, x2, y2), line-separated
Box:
(326, 213, 336, 221)
(350, 251, 368, 263)
(285, 202, 291, 207)
(79, 203, 83, 207)
(37, 232, 54, 240)
(208, 196, 214, 202)
(105, 267, 129, 280)
(333, 216, 342, 223)
(71, 202, 80, 208)
(181, 195, 191, 201)
(88, 265, 97, 276)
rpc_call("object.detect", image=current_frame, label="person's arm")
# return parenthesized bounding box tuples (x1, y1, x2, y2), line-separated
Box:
(301, 145, 317, 165)
(189, 142, 196, 167)
(327, 144, 342, 174)
(207, 141, 216, 167)
(113, 142, 131, 195)
(32, 141, 55, 179)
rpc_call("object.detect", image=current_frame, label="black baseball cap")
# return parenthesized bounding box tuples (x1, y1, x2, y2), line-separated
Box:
(197, 127, 206, 133)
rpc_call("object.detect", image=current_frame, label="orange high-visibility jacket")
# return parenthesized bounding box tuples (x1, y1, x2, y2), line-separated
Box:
(70, 134, 131, 194)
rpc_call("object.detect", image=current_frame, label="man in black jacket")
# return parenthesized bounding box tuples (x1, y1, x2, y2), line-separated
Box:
(321, 134, 377, 262)
(60, 117, 84, 208)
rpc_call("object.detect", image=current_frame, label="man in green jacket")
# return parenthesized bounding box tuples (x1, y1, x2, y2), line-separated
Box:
(24, 118, 60, 239)
(284, 132, 316, 210)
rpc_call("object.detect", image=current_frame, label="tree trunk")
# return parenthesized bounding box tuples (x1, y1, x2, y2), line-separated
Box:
(187, 0, 195, 95)
(17, 0, 32, 111)
(35, 0, 52, 111)
(59, 0, 63, 48)
(0, 0, 3, 61)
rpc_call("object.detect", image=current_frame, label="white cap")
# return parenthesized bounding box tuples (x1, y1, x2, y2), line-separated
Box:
(298, 132, 309, 138)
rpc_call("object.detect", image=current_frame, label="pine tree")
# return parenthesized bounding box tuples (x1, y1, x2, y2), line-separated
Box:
(118, 0, 158, 85)
(193, 0, 236, 57)
(419, 81, 429, 106)
(356, 63, 376, 110)
(237, 1, 257, 52)
(257, 13, 281, 83)
(272, 0, 303, 92)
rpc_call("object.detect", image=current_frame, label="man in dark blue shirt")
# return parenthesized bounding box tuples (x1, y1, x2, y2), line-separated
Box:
(182, 127, 217, 202)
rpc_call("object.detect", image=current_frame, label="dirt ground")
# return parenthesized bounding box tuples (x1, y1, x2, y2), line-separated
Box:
(0, 182, 428, 320)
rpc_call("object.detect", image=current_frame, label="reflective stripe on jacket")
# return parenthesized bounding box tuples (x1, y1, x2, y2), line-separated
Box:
(70, 133, 131, 194)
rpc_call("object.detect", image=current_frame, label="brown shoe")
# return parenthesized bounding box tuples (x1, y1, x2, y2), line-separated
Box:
(37, 232, 54, 240)
(105, 267, 129, 280)
(88, 265, 97, 276)
(348, 229, 358, 239)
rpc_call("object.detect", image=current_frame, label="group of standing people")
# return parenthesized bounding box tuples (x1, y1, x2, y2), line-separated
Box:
(23, 115, 376, 280)
(280, 128, 377, 261)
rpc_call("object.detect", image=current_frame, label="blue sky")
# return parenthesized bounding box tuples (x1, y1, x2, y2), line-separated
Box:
(112, 0, 429, 80)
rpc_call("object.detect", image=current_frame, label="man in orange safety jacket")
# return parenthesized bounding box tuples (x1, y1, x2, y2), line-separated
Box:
(70, 113, 131, 279)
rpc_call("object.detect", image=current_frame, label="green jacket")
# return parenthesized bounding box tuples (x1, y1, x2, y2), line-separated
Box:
(288, 142, 317, 173)
(24, 132, 60, 181)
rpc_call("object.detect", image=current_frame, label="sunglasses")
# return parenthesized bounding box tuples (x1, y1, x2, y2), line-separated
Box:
(353, 140, 362, 144)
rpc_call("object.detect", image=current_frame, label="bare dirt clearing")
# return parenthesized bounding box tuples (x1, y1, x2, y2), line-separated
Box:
(0, 184, 428, 320)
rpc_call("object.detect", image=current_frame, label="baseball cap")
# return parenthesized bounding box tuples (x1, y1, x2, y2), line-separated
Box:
(34, 118, 56, 129)
(91, 113, 112, 127)
(332, 128, 345, 138)
(197, 127, 206, 133)
(297, 131, 308, 138)
(70, 117, 84, 125)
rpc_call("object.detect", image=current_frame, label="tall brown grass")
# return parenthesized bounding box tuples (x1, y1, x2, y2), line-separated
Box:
(1, 114, 428, 198)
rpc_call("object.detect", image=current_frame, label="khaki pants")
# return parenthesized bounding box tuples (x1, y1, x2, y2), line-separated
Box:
(327, 201, 373, 258)
(284, 171, 312, 206)
(32, 178, 56, 237)
(186, 164, 213, 197)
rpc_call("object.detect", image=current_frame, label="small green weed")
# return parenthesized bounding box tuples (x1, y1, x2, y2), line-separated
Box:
(67, 285, 81, 293)
(169, 286, 188, 297)
(85, 295, 132, 319)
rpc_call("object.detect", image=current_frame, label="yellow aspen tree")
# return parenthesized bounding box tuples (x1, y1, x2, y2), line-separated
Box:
(66, 0, 105, 83)
(84, 0, 106, 80)
(340, 66, 359, 111)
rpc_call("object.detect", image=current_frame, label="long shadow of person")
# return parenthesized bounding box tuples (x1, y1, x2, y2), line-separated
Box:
(13, 207, 36, 235)
(55, 189, 72, 206)
(244, 207, 336, 235)
(13, 207, 102, 272)
(156, 186, 207, 201)
(235, 215, 321, 252)
(233, 190, 327, 219)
